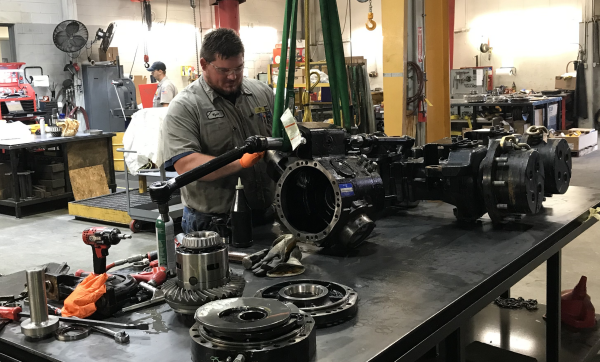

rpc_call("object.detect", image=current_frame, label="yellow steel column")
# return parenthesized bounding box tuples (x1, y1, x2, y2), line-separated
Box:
(424, 0, 450, 142)
(381, 0, 408, 136)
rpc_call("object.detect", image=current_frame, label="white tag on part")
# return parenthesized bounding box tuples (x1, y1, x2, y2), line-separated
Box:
(281, 109, 302, 150)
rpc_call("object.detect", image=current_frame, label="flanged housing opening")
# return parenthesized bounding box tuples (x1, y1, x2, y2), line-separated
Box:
(280, 167, 336, 234)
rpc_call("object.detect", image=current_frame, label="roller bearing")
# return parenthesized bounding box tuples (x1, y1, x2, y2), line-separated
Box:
(181, 231, 222, 250)
(254, 279, 358, 327)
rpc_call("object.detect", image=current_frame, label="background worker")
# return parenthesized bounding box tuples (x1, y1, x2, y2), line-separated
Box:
(148, 61, 178, 107)
(161, 28, 275, 233)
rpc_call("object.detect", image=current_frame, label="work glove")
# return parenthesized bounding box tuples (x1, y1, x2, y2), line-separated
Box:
(251, 234, 297, 277)
(267, 247, 305, 277)
(240, 152, 265, 168)
(61, 273, 109, 318)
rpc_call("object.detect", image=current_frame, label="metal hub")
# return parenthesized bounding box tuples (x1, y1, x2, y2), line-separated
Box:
(190, 298, 316, 362)
(21, 316, 60, 339)
(181, 231, 222, 250)
(254, 280, 359, 327)
(195, 298, 292, 333)
(164, 235, 246, 315)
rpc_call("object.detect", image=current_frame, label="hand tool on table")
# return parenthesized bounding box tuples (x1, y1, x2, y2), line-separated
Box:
(241, 249, 269, 270)
(149, 136, 284, 278)
(228, 251, 248, 264)
(106, 251, 158, 271)
(85, 325, 130, 343)
(82, 227, 132, 275)
(1, 306, 149, 330)
(121, 280, 165, 313)
(120, 267, 168, 313)
(130, 266, 167, 287)
(20, 268, 60, 338)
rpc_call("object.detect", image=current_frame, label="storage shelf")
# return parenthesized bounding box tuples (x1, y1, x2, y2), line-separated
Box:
(272, 83, 330, 88)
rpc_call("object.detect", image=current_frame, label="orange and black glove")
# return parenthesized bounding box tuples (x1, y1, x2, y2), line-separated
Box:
(61, 273, 108, 318)
(239, 152, 265, 168)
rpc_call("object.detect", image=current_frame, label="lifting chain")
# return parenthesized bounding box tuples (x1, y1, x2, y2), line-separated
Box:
(494, 296, 538, 311)
(366, 0, 376, 31)
(499, 135, 531, 151)
(525, 125, 549, 136)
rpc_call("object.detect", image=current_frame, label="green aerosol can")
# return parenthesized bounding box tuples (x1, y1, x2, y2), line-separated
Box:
(156, 205, 176, 274)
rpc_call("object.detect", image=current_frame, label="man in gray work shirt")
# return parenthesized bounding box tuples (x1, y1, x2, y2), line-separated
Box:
(148, 61, 178, 107)
(161, 28, 275, 233)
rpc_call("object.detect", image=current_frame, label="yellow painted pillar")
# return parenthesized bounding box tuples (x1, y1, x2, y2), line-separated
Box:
(424, 0, 451, 142)
(381, 0, 408, 136)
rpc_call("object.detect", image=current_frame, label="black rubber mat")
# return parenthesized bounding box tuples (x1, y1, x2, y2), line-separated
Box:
(69, 189, 180, 212)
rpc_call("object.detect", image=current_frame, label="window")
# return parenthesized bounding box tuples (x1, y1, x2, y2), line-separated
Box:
(0, 25, 16, 63)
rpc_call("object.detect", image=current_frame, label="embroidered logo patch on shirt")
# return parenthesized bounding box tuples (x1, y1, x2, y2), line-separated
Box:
(206, 110, 225, 119)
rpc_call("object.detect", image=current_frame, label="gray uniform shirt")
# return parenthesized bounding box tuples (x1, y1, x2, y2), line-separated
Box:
(161, 76, 275, 214)
(153, 76, 178, 107)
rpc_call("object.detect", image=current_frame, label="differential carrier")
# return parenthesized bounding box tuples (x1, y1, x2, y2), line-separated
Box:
(254, 279, 358, 327)
(163, 231, 245, 314)
(190, 298, 316, 362)
(264, 122, 572, 249)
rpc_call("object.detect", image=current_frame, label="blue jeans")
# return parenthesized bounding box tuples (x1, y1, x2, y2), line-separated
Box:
(181, 206, 276, 234)
(181, 207, 228, 234)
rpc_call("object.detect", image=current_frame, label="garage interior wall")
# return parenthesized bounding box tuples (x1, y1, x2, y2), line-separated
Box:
(75, 0, 286, 93)
(0, 0, 68, 98)
(310, 0, 384, 90)
(453, 0, 584, 92)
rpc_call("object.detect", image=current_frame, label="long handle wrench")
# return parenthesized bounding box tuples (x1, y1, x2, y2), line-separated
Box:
(18, 312, 148, 330)
(88, 325, 130, 343)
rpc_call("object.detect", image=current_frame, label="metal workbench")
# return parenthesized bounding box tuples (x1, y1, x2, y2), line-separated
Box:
(0, 133, 116, 218)
(1, 186, 599, 362)
(451, 96, 563, 131)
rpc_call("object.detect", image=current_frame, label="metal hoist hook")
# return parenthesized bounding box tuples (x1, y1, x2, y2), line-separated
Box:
(366, 0, 376, 31)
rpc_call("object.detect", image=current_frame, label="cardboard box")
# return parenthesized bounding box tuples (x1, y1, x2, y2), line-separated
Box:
(555, 75, 576, 90)
(99, 47, 119, 62)
(551, 128, 597, 151)
(345, 56, 366, 64)
(371, 91, 383, 105)
(513, 121, 531, 135)
(133, 75, 148, 106)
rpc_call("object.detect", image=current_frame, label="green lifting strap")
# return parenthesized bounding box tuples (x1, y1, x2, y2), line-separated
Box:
(273, 0, 295, 140)
(273, 0, 352, 135)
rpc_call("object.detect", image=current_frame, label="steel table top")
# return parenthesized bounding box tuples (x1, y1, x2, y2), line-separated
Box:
(450, 96, 562, 107)
(1, 186, 599, 362)
(0, 133, 116, 150)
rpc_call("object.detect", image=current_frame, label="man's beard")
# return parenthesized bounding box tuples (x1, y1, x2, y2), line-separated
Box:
(204, 76, 242, 96)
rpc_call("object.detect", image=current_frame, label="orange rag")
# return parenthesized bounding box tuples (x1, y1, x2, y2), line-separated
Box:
(61, 273, 109, 318)
(240, 152, 265, 168)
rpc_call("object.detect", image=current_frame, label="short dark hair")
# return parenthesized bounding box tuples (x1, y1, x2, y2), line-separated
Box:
(200, 28, 245, 63)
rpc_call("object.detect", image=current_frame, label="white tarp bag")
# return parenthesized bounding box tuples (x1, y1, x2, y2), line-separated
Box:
(122, 108, 169, 175)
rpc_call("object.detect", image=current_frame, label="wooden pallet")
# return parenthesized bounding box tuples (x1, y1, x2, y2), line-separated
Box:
(572, 144, 598, 157)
